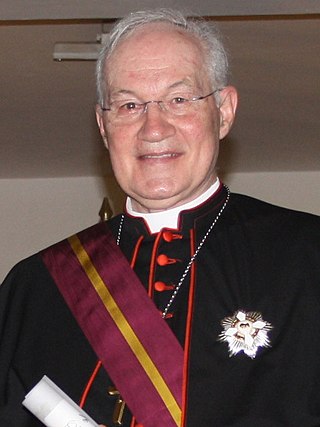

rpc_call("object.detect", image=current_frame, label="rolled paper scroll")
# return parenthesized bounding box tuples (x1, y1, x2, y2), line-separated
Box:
(22, 375, 99, 427)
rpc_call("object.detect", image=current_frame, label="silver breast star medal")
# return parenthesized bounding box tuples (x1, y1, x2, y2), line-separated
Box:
(219, 310, 272, 359)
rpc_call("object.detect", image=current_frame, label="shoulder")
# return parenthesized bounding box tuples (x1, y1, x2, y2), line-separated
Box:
(1, 214, 125, 288)
(227, 192, 320, 247)
(230, 192, 319, 225)
(0, 216, 121, 295)
(1, 252, 57, 302)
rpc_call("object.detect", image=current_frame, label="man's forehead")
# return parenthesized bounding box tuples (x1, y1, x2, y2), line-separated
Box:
(108, 22, 202, 65)
(102, 22, 211, 101)
(117, 21, 193, 44)
(107, 28, 204, 77)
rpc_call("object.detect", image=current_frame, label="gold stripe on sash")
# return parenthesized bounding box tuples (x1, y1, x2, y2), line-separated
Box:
(68, 234, 181, 426)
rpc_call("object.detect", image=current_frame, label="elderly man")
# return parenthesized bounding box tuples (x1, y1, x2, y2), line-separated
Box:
(1, 8, 319, 427)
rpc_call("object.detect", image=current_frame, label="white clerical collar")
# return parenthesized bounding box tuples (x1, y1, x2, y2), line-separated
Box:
(126, 178, 220, 233)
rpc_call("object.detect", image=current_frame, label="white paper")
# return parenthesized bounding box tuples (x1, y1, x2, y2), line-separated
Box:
(44, 400, 95, 427)
(22, 376, 99, 427)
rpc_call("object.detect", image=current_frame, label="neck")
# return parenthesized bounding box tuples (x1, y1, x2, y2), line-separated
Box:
(126, 178, 220, 233)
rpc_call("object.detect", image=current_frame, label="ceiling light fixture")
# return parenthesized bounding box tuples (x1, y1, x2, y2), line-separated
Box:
(53, 33, 110, 61)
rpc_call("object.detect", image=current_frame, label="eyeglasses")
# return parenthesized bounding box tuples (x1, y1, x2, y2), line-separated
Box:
(101, 89, 222, 123)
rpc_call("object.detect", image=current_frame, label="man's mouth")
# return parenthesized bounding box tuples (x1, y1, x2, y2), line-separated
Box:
(140, 153, 179, 159)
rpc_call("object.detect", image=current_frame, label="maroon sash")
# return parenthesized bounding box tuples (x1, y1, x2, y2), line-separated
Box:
(41, 222, 183, 427)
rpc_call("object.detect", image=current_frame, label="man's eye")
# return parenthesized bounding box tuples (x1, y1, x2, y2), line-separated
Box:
(119, 102, 138, 111)
(171, 97, 189, 104)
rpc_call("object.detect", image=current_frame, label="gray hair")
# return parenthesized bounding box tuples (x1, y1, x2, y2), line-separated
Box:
(96, 8, 229, 106)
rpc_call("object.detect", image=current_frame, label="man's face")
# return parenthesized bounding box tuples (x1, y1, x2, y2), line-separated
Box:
(96, 23, 237, 213)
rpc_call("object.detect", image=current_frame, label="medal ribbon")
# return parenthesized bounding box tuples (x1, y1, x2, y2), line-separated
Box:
(68, 233, 181, 425)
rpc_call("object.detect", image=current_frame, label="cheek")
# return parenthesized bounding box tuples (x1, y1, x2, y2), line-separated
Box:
(108, 146, 131, 178)
(106, 132, 131, 176)
(181, 117, 219, 155)
(183, 120, 220, 172)
(106, 126, 130, 157)
(182, 108, 219, 139)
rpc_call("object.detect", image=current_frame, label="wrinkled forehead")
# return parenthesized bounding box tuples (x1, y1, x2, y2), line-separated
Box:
(104, 22, 208, 90)
(109, 21, 204, 59)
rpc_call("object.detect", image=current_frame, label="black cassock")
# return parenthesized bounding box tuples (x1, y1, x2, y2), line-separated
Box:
(1, 185, 320, 426)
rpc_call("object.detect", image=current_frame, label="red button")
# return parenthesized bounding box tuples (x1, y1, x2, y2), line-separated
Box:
(163, 231, 173, 242)
(163, 231, 183, 242)
(158, 310, 174, 319)
(157, 254, 177, 266)
(154, 281, 174, 292)
(164, 312, 174, 319)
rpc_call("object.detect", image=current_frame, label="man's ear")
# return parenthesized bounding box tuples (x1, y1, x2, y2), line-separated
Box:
(218, 86, 238, 140)
(95, 105, 109, 148)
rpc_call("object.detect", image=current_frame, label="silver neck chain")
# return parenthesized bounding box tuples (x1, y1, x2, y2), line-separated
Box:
(116, 186, 230, 318)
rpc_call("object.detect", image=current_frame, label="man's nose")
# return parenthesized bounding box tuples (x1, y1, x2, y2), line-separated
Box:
(137, 102, 175, 142)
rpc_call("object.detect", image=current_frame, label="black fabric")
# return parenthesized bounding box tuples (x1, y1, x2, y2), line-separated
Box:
(1, 188, 319, 426)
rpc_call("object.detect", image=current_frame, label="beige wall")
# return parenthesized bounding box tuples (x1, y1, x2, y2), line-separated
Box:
(223, 171, 320, 214)
(1, 171, 319, 282)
